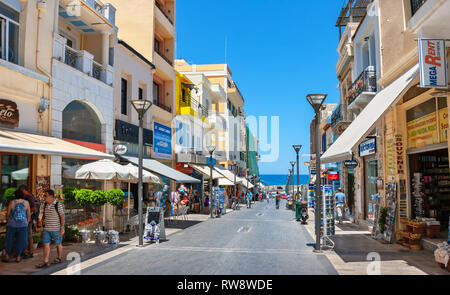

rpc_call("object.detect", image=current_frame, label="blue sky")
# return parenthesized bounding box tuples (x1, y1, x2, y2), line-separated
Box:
(176, 0, 343, 175)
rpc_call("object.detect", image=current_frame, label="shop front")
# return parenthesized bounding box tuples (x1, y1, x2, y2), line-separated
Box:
(359, 136, 379, 223)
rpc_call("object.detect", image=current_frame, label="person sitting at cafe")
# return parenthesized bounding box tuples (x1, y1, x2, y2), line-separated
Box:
(2, 189, 31, 263)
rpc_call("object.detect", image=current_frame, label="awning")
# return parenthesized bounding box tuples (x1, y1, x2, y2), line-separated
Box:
(190, 164, 223, 179)
(321, 64, 419, 163)
(122, 156, 200, 183)
(213, 166, 242, 184)
(239, 177, 255, 189)
(218, 178, 235, 186)
(0, 128, 114, 159)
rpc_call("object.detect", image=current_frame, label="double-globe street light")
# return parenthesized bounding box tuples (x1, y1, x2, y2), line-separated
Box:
(207, 144, 216, 218)
(131, 99, 152, 247)
(306, 94, 327, 252)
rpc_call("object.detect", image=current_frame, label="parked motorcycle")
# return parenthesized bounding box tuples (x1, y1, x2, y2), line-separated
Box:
(296, 201, 309, 224)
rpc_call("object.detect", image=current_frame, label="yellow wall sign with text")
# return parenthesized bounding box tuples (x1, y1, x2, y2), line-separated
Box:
(407, 112, 438, 149)
(439, 108, 448, 143)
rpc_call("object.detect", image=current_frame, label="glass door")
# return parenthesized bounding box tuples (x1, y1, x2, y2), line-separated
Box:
(364, 157, 378, 221)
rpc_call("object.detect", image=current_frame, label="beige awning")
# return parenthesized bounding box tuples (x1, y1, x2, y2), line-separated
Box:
(189, 164, 223, 179)
(218, 178, 235, 186)
(0, 129, 114, 159)
(321, 64, 419, 163)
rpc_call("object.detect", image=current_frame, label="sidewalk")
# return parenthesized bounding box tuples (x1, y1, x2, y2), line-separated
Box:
(304, 209, 449, 275)
(0, 213, 211, 275)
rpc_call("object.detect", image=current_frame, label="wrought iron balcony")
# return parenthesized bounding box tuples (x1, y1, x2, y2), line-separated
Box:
(347, 66, 376, 106)
(411, 0, 427, 16)
(331, 105, 342, 128)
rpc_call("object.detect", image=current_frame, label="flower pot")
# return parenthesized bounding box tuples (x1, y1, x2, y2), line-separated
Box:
(33, 243, 38, 249)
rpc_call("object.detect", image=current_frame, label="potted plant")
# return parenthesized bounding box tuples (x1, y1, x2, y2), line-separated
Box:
(2, 188, 17, 207)
(32, 234, 41, 249)
(107, 189, 125, 208)
(378, 207, 388, 234)
(64, 225, 80, 243)
(63, 186, 78, 205)
(75, 189, 93, 207)
(90, 190, 108, 207)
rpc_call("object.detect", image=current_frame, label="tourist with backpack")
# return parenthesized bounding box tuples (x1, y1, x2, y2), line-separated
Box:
(35, 189, 65, 268)
(2, 189, 31, 263)
(18, 185, 38, 259)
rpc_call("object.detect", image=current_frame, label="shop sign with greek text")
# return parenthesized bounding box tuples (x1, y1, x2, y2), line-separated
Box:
(359, 137, 376, 157)
(0, 99, 19, 128)
(418, 39, 447, 88)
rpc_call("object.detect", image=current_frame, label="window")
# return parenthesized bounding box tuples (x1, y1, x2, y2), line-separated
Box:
(153, 82, 160, 104)
(139, 87, 143, 100)
(154, 39, 160, 54)
(0, 2, 20, 64)
(62, 101, 102, 144)
(1, 154, 30, 198)
(121, 78, 128, 115)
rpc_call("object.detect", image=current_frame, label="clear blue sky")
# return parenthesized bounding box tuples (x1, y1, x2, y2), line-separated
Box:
(176, 0, 343, 175)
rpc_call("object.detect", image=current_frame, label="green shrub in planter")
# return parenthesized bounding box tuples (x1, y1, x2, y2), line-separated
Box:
(90, 190, 108, 207)
(64, 225, 79, 242)
(107, 189, 125, 207)
(378, 207, 388, 234)
(63, 186, 78, 203)
(75, 189, 93, 207)
(2, 188, 17, 206)
(32, 234, 41, 244)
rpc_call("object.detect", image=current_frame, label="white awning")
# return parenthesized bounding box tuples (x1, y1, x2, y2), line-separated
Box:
(213, 166, 242, 183)
(239, 177, 255, 189)
(190, 164, 223, 179)
(122, 156, 200, 183)
(218, 178, 235, 186)
(321, 64, 419, 163)
(0, 128, 114, 159)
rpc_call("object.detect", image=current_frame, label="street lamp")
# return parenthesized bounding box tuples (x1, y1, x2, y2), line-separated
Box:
(306, 93, 327, 252)
(290, 161, 296, 198)
(131, 99, 152, 247)
(232, 160, 238, 204)
(207, 144, 216, 218)
(292, 145, 302, 199)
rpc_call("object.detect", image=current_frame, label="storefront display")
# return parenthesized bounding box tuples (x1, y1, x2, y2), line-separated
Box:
(384, 182, 397, 243)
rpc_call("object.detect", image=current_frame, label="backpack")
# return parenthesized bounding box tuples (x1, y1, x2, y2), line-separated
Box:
(12, 200, 27, 222)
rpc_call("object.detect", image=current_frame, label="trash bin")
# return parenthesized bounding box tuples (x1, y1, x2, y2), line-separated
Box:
(107, 230, 119, 245)
(93, 230, 106, 245)
(295, 201, 302, 220)
(79, 229, 91, 243)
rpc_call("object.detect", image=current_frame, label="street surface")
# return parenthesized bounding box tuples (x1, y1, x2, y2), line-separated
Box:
(80, 200, 337, 275)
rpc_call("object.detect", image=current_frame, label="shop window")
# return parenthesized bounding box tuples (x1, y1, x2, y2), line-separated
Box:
(0, 2, 20, 64)
(1, 154, 29, 200)
(138, 87, 143, 100)
(62, 101, 102, 144)
(121, 78, 128, 115)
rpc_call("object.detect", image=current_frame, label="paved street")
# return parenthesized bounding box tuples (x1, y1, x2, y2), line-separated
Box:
(78, 200, 337, 275)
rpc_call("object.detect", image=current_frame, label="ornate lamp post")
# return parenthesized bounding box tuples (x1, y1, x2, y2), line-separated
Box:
(307, 94, 327, 252)
(207, 144, 216, 218)
(292, 145, 302, 199)
(290, 161, 296, 198)
(131, 99, 152, 247)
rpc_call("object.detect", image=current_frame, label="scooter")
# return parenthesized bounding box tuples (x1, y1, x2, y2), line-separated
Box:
(299, 201, 309, 224)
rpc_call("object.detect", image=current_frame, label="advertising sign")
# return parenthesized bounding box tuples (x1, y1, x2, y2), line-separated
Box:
(359, 137, 376, 157)
(407, 112, 438, 149)
(154, 122, 172, 160)
(327, 172, 339, 181)
(114, 144, 128, 155)
(344, 159, 358, 169)
(418, 39, 447, 88)
(116, 119, 153, 146)
(0, 99, 19, 128)
(439, 107, 448, 143)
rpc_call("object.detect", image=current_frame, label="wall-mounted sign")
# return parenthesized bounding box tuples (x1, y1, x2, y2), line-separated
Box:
(114, 144, 128, 155)
(418, 39, 447, 88)
(344, 159, 358, 169)
(154, 122, 172, 160)
(395, 135, 405, 175)
(0, 99, 19, 128)
(359, 137, 376, 157)
(310, 169, 316, 175)
(327, 172, 339, 181)
(115, 119, 153, 146)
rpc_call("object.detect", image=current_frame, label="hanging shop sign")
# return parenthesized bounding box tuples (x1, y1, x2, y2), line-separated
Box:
(359, 137, 376, 157)
(395, 135, 405, 175)
(418, 39, 447, 88)
(344, 159, 358, 169)
(407, 112, 437, 149)
(386, 138, 395, 176)
(0, 99, 19, 128)
(154, 121, 172, 160)
(114, 144, 128, 155)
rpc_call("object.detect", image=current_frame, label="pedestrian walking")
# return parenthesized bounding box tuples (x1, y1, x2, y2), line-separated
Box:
(2, 189, 31, 263)
(18, 185, 37, 259)
(246, 191, 252, 208)
(334, 188, 347, 225)
(275, 192, 280, 209)
(36, 189, 65, 268)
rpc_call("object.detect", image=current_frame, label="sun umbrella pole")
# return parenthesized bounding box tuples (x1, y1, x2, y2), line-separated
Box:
(128, 181, 131, 221)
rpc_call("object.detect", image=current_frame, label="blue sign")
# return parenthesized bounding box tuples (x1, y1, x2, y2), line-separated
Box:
(359, 137, 376, 157)
(154, 122, 172, 160)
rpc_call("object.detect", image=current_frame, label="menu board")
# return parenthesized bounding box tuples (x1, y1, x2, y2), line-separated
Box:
(36, 176, 50, 201)
(383, 182, 397, 243)
(146, 207, 166, 240)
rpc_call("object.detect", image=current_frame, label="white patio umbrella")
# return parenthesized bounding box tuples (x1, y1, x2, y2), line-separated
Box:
(75, 159, 132, 227)
(11, 168, 29, 180)
(123, 163, 161, 220)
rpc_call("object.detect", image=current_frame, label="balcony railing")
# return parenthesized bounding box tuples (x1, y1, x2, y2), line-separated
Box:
(155, 0, 174, 25)
(411, 0, 428, 16)
(155, 50, 173, 66)
(65, 46, 78, 69)
(155, 101, 172, 113)
(92, 60, 104, 82)
(331, 105, 342, 128)
(347, 66, 376, 105)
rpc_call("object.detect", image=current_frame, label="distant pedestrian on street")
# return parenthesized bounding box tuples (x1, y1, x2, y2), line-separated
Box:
(334, 188, 347, 225)
(246, 192, 252, 208)
(275, 192, 280, 209)
(36, 190, 65, 268)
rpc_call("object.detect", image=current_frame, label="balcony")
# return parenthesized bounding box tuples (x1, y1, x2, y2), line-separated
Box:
(409, 0, 450, 39)
(347, 66, 376, 111)
(60, 0, 116, 28)
(155, 50, 173, 66)
(330, 105, 351, 137)
(155, 0, 174, 25)
(410, 0, 428, 16)
(53, 35, 113, 86)
(227, 82, 244, 107)
(154, 101, 172, 113)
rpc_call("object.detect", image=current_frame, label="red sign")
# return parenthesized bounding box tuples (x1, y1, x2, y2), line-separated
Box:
(0, 99, 19, 128)
(175, 163, 193, 175)
(328, 172, 339, 181)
